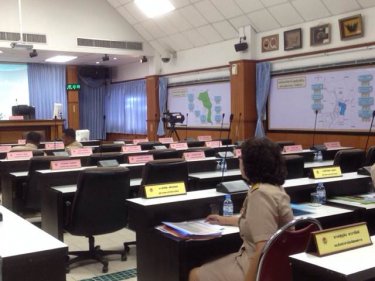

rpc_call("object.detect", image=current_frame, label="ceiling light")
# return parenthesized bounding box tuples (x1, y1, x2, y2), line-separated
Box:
(113, 57, 117, 60)
(45, 55, 77, 63)
(135, 0, 175, 18)
(29, 49, 38, 58)
(139, 56, 148, 63)
(102, 54, 109, 61)
(96, 61, 100, 64)
(0, 50, 3, 54)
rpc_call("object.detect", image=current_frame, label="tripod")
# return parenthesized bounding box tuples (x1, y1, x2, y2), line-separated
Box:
(166, 122, 180, 141)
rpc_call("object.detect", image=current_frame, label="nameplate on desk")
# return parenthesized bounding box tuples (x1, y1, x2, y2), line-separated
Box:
(205, 141, 222, 148)
(197, 135, 212, 141)
(45, 142, 64, 150)
(0, 146, 12, 153)
(50, 159, 82, 170)
(69, 147, 93, 156)
(170, 142, 188, 150)
(283, 145, 303, 153)
(324, 141, 341, 149)
(128, 154, 154, 164)
(158, 137, 174, 144)
(7, 151, 33, 160)
(144, 181, 186, 199)
(306, 222, 372, 257)
(234, 149, 241, 158)
(133, 138, 148, 145)
(183, 151, 205, 160)
(122, 145, 142, 153)
(9, 115, 24, 120)
(311, 166, 342, 179)
(17, 139, 26, 145)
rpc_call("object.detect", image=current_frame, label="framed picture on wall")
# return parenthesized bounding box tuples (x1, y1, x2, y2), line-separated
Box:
(339, 14, 363, 40)
(261, 34, 279, 52)
(310, 24, 330, 46)
(284, 28, 302, 51)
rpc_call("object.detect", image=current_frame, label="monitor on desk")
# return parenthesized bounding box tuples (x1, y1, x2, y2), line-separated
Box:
(11, 105, 35, 120)
(76, 129, 90, 142)
(52, 103, 63, 119)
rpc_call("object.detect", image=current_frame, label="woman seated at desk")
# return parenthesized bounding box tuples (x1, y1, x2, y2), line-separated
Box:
(189, 138, 293, 281)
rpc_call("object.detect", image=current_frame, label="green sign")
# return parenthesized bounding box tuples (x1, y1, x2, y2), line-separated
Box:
(66, 83, 81, 90)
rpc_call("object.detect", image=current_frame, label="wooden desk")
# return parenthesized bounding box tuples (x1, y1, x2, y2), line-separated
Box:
(0, 205, 67, 281)
(290, 236, 375, 281)
(0, 119, 64, 143)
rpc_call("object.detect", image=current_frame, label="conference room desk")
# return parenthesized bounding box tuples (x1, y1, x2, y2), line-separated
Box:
(290, 236, 375, 281)
(126, 189, 358, 281)
(0, 205, 67, 281)
(281, 147, 352, 162)
(41, 179, 142, 241)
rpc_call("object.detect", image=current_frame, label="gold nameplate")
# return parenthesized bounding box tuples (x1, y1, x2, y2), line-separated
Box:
(306, 222, 372, 256)
(312, 166, 342, 179)
(144, 181, 186, 199)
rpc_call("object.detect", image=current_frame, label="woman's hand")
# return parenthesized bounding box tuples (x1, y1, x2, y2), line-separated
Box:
(205, 214, 223, 225)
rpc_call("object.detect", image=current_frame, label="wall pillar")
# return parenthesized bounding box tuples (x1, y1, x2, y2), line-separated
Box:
(146, 75, 160, 141)
(66, 65, 79, 129)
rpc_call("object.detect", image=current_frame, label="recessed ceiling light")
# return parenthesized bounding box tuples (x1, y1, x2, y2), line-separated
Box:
(45, 55, 77, 63)
(96, 61, 100, 64)
(113, 57, 117, 60)
(0, 50, 3, 54)
(135, 0, 175, 18)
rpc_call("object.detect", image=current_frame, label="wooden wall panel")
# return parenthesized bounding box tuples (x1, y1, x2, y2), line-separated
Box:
(66, 66, 79, 129)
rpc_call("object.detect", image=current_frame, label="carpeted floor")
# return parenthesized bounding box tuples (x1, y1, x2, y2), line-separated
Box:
(80, 268, 137, 281)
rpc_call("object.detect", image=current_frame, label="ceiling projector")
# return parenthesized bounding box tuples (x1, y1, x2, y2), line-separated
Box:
(10, 42, 34, 50)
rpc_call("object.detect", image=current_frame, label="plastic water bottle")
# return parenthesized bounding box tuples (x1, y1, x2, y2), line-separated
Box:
(316, 182, 326, 204)
(317, 150, 323, 162)
(223, 194, 233, 216)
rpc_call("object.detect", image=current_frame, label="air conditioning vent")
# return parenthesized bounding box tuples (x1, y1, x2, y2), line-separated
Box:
(77, 38, 142, 51)
(0, 31, 47, 43)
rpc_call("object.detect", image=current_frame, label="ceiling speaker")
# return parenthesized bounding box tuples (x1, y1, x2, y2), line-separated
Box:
(234, 42, 248, 52)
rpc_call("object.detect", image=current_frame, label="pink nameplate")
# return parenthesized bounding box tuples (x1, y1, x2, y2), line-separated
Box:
(122, 145, 142, 153)
(170, 142, 188, 150)
(18, 139, 26, 145)
(197, 135, 212, 141)
(45, 142, 65, 150)
(9, 115, 24, 120)
(69, 147, 93, 156)
(183, 151, 206, 160)
(234, 149, 242, 157)
(324, 142, 341, 148)
(283, 145, 303, 153)
(133, 138, 149, 145)
(128, 154, 154, 164)
(0, 146, 12, 153)
(7, 151, 33, 160)
(158, 137, 174, 144)
(205, 141, 222, 148)
(50, 159, 81, 170)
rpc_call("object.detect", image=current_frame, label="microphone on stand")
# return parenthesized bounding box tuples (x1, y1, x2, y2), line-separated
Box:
(185, 113, 189, 141)
(102, 115, 106, 141)
(310, 110, 320, 150)
(154, 113, 158, 141)
(358, 110, 375, 175)
(227, 113, 234, 142)
(218, 113, 225, 141)
(364, 110, 375, 152)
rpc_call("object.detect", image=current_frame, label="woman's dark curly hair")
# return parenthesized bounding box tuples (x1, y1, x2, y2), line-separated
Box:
(241, 137, 287, 186)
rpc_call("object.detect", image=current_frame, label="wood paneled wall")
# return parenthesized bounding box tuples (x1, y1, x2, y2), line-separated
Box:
(66, 66, 79, 129)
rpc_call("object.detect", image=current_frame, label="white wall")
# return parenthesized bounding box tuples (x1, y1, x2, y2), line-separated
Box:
(0, 0, 154, 56)
(113, 7, 375, 80)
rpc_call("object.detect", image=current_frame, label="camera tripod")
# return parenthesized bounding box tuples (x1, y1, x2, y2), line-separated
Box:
(166, 122, 180, 141)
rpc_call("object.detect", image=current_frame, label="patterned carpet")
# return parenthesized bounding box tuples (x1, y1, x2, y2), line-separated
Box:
(80, 269, 137, 281)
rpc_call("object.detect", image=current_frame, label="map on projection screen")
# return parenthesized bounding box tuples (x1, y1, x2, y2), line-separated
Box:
(268, 66, 375, 132)
(0, 64, 29, 120)
(167, 81, 231, 128)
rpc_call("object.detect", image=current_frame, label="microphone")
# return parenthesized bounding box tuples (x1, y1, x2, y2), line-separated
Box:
(154, 113, 158, 141)
(102, 115, 106, 141)
(185, 113, 189, 141)
(310, 110, 319, 150)
(364, 110, 375, 152)
(218, 113, 225, 141)
(227, 113, 234, 142)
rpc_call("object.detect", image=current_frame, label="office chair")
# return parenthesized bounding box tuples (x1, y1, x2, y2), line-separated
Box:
(141, 158, 189, 191)
(333, 148, 366, 173)
(95, 143, 123, 153)
(65, 167, 133, 273)
(88, 152, 125, 166)
(23, 156, 70, 211)
(256, 217, 322, 281)
(364, 146, 375, 166)
(187, 140, 205, 148)
(32, 150, 45, 156)
(283, 155, 305, 179)
(151, 149, 180, 160)
(140, 141, 162, 150)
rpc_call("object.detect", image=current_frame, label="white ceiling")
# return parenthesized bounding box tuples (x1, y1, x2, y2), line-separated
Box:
(107, 0, 375, 54)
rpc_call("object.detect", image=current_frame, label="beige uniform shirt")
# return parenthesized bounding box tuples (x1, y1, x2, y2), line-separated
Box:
(65, 141, 83, 151)
(10, 143, 38, 151)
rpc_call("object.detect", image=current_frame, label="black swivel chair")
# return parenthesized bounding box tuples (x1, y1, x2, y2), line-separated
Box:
(141, 158, 189, 191)
(23, 156, 70, 211)
(88, 152, 125, 166)
(95, 144, 123, 153)
(140, 141, 162, 150)
(283, 155, 304, 179)
(65, 167, 133, 273)
(151, 149, 181, 160)
(333, 149, 366, 173)
(364, 146, 375, 166)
